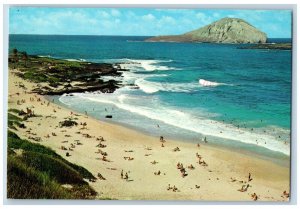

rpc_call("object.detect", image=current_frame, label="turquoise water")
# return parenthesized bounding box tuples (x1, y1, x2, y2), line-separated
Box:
(10, 35, 291, 157)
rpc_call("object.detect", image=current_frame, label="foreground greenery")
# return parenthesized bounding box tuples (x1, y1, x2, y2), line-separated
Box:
(7, 109, 98, 199)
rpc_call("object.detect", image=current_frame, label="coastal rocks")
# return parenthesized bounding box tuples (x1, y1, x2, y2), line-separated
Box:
(146, 17, 267, 44)
(11, 55, 123, 96)
(238, 43, 292, 50)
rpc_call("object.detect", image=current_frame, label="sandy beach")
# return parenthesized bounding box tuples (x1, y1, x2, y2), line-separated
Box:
(7, 69, 290, 201)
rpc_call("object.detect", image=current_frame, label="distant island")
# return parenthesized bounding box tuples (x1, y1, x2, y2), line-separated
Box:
(146, 17, 267, 44)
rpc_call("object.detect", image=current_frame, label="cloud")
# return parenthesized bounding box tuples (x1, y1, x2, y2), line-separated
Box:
(160, 16, 176, 24)
(195, 12, 213, 24)
(142, 13, 155, 21)
(9, 8, 292, 37)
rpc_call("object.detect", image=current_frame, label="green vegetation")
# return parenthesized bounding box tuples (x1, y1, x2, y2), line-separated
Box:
(8, 108, 21, 114)
(8, 113, 24, 130)
(8, 156, 73, 199)
(7, 130, 95, 180)
(7, 128, 97, 199)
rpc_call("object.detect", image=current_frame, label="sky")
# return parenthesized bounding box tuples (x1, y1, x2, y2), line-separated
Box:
(9, 7, 292, 38)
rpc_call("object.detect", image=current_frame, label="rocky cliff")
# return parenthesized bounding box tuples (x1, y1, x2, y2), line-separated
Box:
(146, 17, 267, 44)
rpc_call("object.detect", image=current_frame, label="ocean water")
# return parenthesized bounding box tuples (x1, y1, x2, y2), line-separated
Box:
(9, 35, 291, 159)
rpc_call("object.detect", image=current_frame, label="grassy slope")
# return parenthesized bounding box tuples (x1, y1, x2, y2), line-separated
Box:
(7, 108, 98, 199)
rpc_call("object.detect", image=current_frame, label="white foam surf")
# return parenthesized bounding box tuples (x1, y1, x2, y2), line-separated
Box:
(119, 59, 175, 72)
(59, 92, 290, 156)
(135, 79, 199, 94)
(64, 58, 86, 62)
(199, 79, 232, 87)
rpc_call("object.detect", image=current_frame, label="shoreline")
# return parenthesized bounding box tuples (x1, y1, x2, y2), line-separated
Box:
(50, 95, 290, 168)
(8, 69, 290, 201)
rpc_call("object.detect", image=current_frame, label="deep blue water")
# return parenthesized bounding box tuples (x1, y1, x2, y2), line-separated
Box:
(9, 35, 291, 157)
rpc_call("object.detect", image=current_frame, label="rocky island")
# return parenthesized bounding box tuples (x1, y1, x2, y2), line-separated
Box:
(146, 17, 267, 44)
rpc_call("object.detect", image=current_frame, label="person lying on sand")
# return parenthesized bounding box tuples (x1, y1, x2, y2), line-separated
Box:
(238, 184, 250, 192)
(102, 155, 108, 161)
(188, 164, 195, 170)
(151, 160, 158, 165)
(230, 177, 237, 182)
(198, 159, 208, 166)
(124, 150, 134, 152)
(61, 146, 67, 150)
(96, 142, 107, 148)
(283, 190, 289, 198)
(124, 156, 134, 161)
(177, 162, 183, 170)
(100, 150, 107, 156)
(124, 172, 129, 181)
(251, 193, 258, 201)
(172, 185, 178, 192)
(195, 185, 200, 189)
(154, 170, 161, 175)
(173, 147, 180, 152)
(196, 152, 201, 159)
(97, 173, 106, 180)
(97, 136, 105, 141)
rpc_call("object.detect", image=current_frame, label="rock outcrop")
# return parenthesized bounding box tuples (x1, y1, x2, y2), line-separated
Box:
(146, 17, 267, 44)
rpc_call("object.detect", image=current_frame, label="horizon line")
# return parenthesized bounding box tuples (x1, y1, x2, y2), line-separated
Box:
(8, 34, 291, 39)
